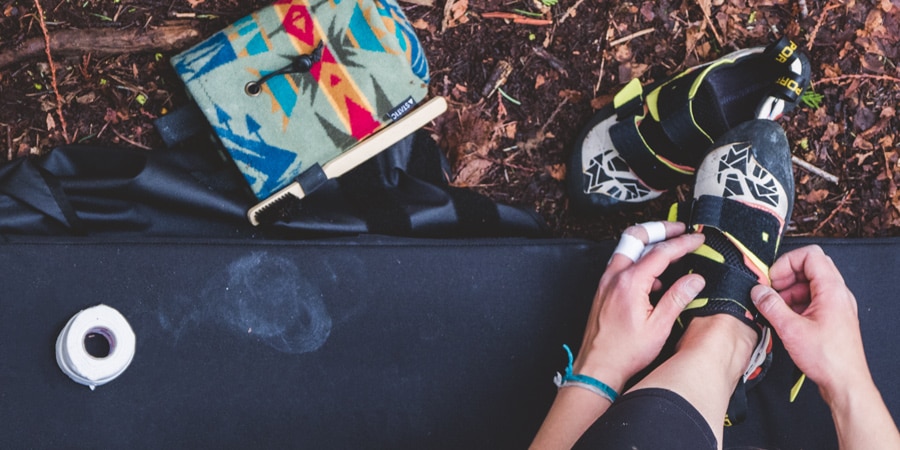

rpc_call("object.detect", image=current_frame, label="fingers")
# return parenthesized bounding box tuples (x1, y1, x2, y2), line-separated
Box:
(777, 283, 812, 311)
(751, 284, 800, 332)
(769, 245, 846, 294)
(607, 221, 686, 272)
(631, 233, 705, 282)
(652, 273, 705, 326)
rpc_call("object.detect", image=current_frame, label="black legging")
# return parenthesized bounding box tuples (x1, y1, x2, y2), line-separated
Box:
(577, 388, 717, 450)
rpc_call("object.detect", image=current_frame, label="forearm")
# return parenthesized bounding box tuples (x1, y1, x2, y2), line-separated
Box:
(824, 379, 900, 450)
(531, 387, 612, 449)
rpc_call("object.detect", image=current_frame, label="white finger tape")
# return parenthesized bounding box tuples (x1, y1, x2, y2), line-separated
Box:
(56, 304, 136, 390)
(613, 233, 646, 262)
(639, 221, 668, 244)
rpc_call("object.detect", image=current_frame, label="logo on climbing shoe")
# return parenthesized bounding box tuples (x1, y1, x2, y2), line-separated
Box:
(716, 143, 782, 209)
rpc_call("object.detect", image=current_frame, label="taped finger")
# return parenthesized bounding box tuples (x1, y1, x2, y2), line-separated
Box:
(638, 221, 668, 244)
(612, 233, 646, 263)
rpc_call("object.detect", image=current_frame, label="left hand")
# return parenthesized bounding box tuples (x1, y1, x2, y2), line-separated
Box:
(572, 222, 706, 393)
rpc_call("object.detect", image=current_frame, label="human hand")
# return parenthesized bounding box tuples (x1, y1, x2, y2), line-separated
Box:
(572, 222, 706, 394)
(750, 245, 871, 400)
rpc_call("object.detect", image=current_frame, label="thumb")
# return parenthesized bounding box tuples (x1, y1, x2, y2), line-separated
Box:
(653, 274, 705, 326)
(751, 284, 795, 329)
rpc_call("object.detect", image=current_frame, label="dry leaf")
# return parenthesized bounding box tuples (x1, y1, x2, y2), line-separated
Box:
(853, 134, 875, 151)
(854, 150, 874, 166)
(412, 19, 430, 30)
(187, 0, 206, 7)
(613, 45, 633, 63)
(442, 0, 469, 31)
(640, 2, 655, 22)
(502, 121, 517, 139)
(534, 73, 546, 89)
(805, 189, 830, 204)
(591, 94, 615, 110)
(558, 89, 583, 102)
(546, 164, 566, 181)
(76, 92, 98, 105)
(46, 113, 56, 131)
(630, 63, 650, 80)
(452, 157, 493, 186)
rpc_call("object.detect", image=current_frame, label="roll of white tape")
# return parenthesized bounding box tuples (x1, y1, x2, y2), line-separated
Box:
(55, 304, 136, 390)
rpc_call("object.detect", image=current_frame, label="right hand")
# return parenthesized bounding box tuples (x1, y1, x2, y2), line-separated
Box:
(750, 245, 871, 399)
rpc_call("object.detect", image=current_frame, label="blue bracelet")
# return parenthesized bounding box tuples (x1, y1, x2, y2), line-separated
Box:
(553, 344, 619, 403)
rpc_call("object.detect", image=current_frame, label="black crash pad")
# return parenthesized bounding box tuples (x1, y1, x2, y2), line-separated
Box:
(1, 236, 898, 449)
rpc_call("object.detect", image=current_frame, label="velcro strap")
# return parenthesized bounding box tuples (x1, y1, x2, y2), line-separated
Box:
(764, 37, 804, 102)
(654, 71, 717, 157)
(691, 195, 781, 265)
(609, 119, 693, 190)
(679, 253, 759, 321)
(773, 73, 805, 102)
(613, 78, 644, 119)
(763, 36, 800, 67)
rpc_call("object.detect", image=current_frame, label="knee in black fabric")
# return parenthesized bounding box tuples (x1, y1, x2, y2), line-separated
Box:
(576, 388, 717, 450)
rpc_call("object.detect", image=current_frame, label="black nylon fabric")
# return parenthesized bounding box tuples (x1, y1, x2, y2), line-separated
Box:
(0, 131, 546, 238)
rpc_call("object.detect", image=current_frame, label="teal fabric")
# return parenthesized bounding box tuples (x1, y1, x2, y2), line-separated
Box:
(172, 0, 429, 200)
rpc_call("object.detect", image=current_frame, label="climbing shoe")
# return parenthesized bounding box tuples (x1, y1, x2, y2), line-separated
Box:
(669, 118, 794, 424)
(569, 37, 809, 214)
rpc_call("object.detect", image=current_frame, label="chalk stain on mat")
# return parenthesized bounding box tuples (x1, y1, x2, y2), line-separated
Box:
(158, 252, 332, 354)
(222, 252, 332, 354)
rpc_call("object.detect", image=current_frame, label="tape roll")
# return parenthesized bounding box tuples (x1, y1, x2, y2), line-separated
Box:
(55, 304, 136, 390)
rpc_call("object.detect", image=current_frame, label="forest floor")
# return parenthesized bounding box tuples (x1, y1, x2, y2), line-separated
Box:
(1, 0, 898, 240)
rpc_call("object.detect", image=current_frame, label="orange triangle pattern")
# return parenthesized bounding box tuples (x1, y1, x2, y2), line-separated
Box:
(275, 0, 380, 140)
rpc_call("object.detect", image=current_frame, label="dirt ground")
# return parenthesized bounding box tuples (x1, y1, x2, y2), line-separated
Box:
(1, 0, 899, 240)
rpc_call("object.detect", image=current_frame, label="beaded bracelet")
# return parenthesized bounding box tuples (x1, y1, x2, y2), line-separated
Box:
(553, 344, 619, 403)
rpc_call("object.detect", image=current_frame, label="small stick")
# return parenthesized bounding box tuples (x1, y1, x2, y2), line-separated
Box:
(481, 12, 552, 26)
(792, 155, 839, 184)
(608, 28, 654, 47)
(531, 46, 568, 75)
(806, 2, 840, 51)
(593, 56, 605, 95)
(812, 188, 855, 235)
(539, 96, 569, 137)
(558, 0, 586, 24)
(33, 0, 70, 144)
(112, 128, 152, 150)
(813, 73, 900, 87)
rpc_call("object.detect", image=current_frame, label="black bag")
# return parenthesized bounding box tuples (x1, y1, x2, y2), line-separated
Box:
(0, 131, 546, 238)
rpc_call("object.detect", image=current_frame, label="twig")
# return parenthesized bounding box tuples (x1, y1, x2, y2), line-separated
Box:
(813, 73, 900, 87)
(539, 97, 569, 137)
(0, 24, 201, 69)
(112, 128, 151, 150)
(558, 0, 586, 24)
(608, 28, 654, 47)
(399, 0, 434, 6)
(33, 0, 69, 144)
(593, 55, 606, 95)
(806, 2, 840, 51)
(812, 188, 855, 235)
(697, 2, 723, 47)
(531, 46, 568, 75)
(792, 155, 839, 184)
(481, 12, 552, 26)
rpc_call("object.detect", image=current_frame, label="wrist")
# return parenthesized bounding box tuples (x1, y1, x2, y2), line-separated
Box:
(571, 359, 629, 395)
(555, 345, 626, 402)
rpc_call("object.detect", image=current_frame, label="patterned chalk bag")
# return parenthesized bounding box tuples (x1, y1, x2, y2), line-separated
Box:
(170, 0, 430, 201)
